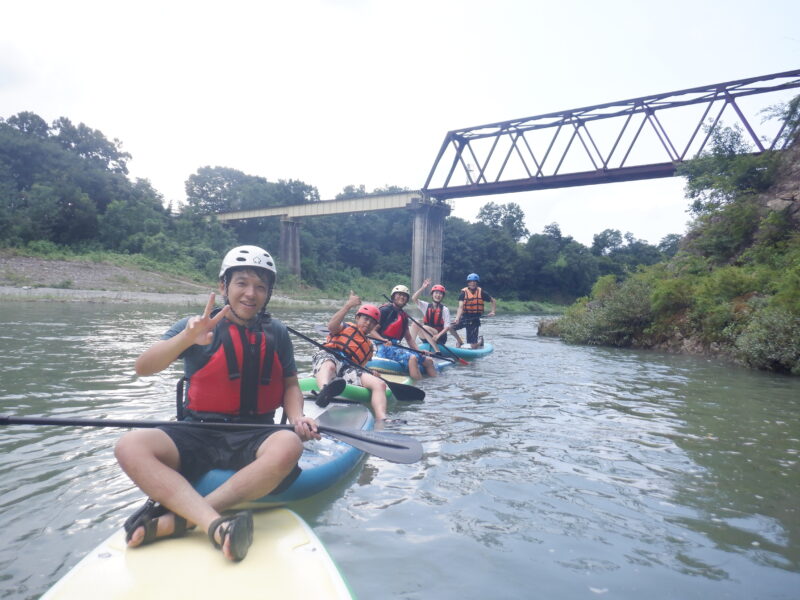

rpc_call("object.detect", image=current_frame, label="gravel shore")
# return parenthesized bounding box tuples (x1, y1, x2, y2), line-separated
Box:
(0, 254, 338, 308)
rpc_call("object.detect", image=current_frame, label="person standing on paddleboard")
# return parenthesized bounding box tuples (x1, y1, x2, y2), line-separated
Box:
(452, 273, 496, 349)
(115, 245, 320, 563)
(410, 278, 462, 350)
(372, 285, 437, 379)
(311, 291, 390, 421)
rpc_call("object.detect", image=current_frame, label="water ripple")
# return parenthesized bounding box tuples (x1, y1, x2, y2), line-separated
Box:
(1, 307, 799, 599)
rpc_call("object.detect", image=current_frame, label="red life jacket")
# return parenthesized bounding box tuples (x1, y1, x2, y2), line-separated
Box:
(186, 321, 284, 418)
(461, 286, 485, 315)
(324, 322, 374, 366)
(379, 304, 408, 340)
(424, 303, 445, 332)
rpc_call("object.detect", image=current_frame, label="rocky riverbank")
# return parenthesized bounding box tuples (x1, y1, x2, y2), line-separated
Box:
(0, 254, 338, 308)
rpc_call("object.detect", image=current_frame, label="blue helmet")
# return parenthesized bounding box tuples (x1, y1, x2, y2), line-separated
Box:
(466, 273, 480, 282)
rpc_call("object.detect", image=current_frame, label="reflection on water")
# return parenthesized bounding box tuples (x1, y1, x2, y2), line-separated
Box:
(0, 303, 798, 599)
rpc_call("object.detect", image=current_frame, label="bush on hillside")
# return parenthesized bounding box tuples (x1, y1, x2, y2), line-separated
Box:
(557, 275, 653, 346)
(735, 307, 800, 374)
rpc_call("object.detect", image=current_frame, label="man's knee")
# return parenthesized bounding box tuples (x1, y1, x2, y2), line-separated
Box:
(262, 431, 303, 465)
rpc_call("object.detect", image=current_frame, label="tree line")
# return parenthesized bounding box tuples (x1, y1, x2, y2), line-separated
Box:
(1, 110, 678, 302)
(544, 107, 800, 375)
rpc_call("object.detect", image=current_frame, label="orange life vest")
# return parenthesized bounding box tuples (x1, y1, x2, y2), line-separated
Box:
(461, 286, 485, 315)
(186, 321, 284, 418)
(324, 322, 374, 366)
(424, 303, 445, 332)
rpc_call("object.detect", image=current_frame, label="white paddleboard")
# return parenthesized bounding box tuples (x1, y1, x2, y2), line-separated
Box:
(42, 508, 354, 599)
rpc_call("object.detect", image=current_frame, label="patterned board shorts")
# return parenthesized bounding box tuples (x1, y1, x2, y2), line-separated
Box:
(374, 343, 414, 370)
(311, 350, 365, 386)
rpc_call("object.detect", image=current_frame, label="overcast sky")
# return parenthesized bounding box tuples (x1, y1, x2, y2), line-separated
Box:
(2, 0, 798, 245)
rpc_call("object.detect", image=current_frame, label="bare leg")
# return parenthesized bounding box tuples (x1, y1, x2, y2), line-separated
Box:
(115, 427, 303, 561)
(314, 360, 336, 390)
(202, 431, 302, 510)
(409, 322, 423, 345)
(360, 372, 388, 420)
(422, 325, 440, 353)
(407, 355, 423, 380)
(423, 357, 437, 377)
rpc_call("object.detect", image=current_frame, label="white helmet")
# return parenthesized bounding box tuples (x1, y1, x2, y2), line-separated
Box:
(391, 284, 410, 299)
(219, 245, 276, 282)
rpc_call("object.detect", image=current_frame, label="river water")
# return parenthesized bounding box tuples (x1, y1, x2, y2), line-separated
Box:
(0, 302, 798, 599)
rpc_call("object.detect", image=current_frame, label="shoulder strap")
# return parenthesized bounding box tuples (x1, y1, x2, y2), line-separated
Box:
(238, 326, 260, 418)
(219, 323, 241, 380)
(260, 321, 275, 385)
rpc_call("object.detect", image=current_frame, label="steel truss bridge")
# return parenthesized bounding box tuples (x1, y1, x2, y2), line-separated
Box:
(422, 69, 800, 200)
(217, 69, 800, 288)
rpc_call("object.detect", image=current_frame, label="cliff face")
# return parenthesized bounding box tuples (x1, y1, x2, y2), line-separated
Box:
(761, 138, 800, 222)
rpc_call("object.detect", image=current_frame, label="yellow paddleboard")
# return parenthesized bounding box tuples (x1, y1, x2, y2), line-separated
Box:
(42, 508, 354, 599)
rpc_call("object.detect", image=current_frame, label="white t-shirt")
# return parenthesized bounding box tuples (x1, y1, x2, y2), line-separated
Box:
(415, 299, 452, 332)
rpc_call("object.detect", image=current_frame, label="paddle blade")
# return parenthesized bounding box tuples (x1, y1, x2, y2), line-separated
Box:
(440, 351, 468, 365)
(385, 380, 425, 402)
(319, 426, 423, 464)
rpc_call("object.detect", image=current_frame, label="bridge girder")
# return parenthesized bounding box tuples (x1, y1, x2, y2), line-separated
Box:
(423, 69, 800, 200)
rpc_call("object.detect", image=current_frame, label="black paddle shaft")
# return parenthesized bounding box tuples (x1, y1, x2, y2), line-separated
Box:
(0, 415, 423, 464)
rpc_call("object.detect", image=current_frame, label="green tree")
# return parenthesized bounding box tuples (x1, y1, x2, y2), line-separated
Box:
(50, 117, 131, 175)
(591, 229, 623, 256)
(678, 124, 779, 215)
(4, 111, 50, 139)
(657, 233, 682, 257)
(476, 201, 530, 241)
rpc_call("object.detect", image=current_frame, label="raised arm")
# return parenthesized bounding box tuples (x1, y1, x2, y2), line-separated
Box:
(135, 293, 229, 376)
(411, 278, 431, 303)
(326, 290, 361, 335)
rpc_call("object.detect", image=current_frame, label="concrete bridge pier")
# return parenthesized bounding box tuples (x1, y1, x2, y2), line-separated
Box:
(279, 217, 301, 278)
(409, 200, 451, 293)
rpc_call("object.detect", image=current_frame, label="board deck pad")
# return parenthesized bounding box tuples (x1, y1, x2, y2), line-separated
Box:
(42, 508, 354, 599)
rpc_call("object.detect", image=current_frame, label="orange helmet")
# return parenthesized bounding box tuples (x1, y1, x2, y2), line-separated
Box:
(356, 304, 380, 323)
(431, 284, 446, 295)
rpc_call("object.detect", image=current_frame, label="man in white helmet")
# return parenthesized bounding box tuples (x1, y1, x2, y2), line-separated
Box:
(370, 284, 437, 379)
(115, 245, 319, 563)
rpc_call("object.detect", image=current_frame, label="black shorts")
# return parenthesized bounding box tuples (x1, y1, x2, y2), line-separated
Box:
(453, 316, 481, 344)
(159, 424, 301, 493)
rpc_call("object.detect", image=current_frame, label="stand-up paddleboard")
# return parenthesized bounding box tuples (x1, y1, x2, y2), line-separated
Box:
(41, 508, 354, 600)
(298, 374, 413, 404)
(192, 399, 373, 507)
(366, 355, 453, 376)
(418, 341, 494, 360)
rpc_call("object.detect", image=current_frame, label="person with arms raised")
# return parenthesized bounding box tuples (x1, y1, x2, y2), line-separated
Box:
(115, 245, 320, 563)
(410, 278, 462, 351)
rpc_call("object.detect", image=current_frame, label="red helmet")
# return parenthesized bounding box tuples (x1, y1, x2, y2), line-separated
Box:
(431, 284, 446, 295)
(356, 303, 380, 323)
